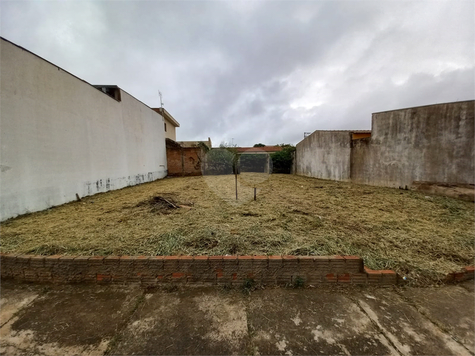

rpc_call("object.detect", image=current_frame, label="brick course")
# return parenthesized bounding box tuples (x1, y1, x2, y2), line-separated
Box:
(0, 253, 402, 286)
(445, 266, 475, 283)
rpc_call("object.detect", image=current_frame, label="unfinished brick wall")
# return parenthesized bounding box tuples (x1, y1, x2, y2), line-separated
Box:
(0, 254, 399, 286)
(166, 147, 183, 176)
(166, 140, 204, 177)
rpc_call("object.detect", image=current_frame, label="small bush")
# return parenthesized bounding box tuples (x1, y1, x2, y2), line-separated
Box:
(271, 145, 296, 174)
(293, 276, 305, 288)
(242, 278, 256, 294)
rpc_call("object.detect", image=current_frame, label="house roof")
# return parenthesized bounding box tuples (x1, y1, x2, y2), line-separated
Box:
(152, 108, 180, 127)
(236, 146, 283, 153)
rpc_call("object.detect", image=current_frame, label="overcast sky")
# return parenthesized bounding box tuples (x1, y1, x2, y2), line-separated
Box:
(2, 1, 473, 146)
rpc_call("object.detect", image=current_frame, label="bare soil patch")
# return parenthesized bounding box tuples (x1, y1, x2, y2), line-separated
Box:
(1, 174, 473, 285)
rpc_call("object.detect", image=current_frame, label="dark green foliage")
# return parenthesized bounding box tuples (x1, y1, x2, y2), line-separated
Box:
(197, 141, 210, 153)
(242, 278, 256, 294)
(270, 144, 296, 174)
(253, 143, 266, 147)
(292, 276, 305, 288)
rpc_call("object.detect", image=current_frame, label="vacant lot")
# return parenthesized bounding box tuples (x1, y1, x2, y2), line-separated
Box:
(1, 174, 473, 284)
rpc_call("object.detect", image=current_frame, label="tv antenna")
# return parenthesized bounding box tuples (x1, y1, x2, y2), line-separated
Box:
(158, 90, 164, 114)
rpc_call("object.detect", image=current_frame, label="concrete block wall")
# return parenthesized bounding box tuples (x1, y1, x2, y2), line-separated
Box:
(0, 38, 167, 221)
(351, 101, 474, 188)
(295, 101, 474, 191)
(295, 131, 352, 181)
(0, 254, 399, 286)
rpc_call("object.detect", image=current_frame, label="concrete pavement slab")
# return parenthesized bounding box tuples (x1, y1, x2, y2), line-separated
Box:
(1, 281, 43, 327)
(356, 288, 472, 356)
(401, 285, 474, 353)
(246, 288, 398, 355)
(0, 282, 473, 355)
(0, 283, 142, 356)
(110, 287, 250, 355)
(460, 280, 475, 293)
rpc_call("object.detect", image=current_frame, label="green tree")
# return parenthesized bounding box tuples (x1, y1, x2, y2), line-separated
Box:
(253, 143, 265, 147)
(270, 144, 296, 174)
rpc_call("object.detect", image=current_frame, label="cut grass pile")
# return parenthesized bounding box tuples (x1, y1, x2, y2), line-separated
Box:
(1, 173, 473, 285)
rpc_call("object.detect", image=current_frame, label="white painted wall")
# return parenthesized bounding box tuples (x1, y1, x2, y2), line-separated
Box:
(164, 118, 177, 141)
(0, 39, 167, 221)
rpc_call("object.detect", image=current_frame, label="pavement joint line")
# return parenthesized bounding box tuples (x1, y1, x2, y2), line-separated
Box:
(352, 297, 404, 356)
(0, 285, 50, 329)
(243, 298, 256, 355)
(393, 287, 473, 354)
(103, 290, 147, 356)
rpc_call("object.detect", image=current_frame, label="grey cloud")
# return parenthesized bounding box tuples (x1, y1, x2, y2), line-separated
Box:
(1, 1, 473, 147)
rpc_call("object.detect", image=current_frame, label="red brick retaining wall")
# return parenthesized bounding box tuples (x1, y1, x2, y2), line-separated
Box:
(445, 266, 475, 283)
(0, 254, 398, 286)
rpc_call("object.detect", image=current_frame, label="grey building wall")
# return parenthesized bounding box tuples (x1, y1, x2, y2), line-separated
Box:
(295, 100, 474, 190)
(0, 38, 167, 221)
(351, 101, 474, 188)
(295, 131, 352, 181)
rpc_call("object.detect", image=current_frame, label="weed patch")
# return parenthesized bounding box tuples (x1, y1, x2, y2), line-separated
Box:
(242, 278, 257, 294)
(292, 276, 305, 288)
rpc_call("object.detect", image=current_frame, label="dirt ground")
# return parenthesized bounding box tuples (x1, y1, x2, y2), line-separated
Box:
(1, 174, 473, 284)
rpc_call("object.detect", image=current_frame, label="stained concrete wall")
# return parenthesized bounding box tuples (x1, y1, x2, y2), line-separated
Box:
(295, 101, 474, 193)
(0, 38, 167, 221)
(351, 101, 474, 188)
(295, 131, 352, 181)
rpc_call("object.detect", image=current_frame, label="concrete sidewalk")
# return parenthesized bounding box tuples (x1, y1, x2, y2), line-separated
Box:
(0, 281, 473, 355)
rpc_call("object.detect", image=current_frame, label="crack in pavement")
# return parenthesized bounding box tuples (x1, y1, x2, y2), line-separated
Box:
(354, 292, 472, 356)
(0, 286, 49, 329)
(354, 298, 403, 356)
(394, 287, 473, 355)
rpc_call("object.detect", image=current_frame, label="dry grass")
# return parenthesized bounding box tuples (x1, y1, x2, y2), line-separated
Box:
(1, 173, 473, 285)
